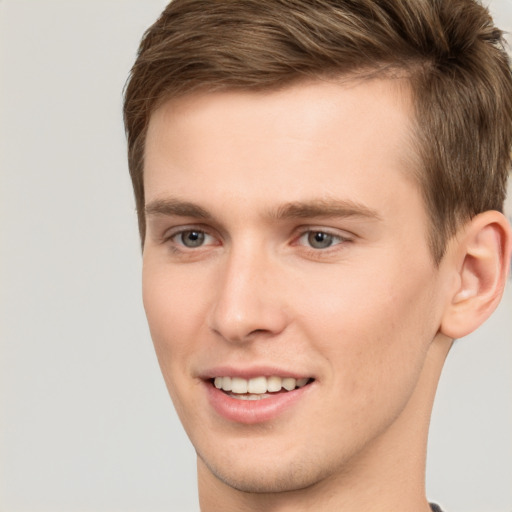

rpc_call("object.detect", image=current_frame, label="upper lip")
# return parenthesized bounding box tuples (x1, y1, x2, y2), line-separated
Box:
(198, 365, 314, 380)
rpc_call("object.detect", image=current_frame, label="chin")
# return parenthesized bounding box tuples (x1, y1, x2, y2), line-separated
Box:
(197, 448, 335, 494)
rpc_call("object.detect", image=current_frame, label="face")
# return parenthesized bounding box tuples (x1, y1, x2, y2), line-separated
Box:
(142, 79, 449, 494)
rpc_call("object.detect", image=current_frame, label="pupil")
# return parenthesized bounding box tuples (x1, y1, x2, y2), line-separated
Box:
(308, 231, 333, 249)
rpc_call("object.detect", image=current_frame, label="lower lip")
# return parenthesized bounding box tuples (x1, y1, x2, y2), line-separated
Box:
(205, 381, 313, 424)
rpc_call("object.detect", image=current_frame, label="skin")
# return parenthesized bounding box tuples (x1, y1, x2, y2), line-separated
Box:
(141, 79, 510, 512)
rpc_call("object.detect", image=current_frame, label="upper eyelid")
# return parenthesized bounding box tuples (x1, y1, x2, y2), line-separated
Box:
(295, 231, 350, 247)
(294, 225, 354, 239)
(163, 224, 217, 239)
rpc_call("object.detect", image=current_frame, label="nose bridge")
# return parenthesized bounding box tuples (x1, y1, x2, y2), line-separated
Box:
(209, 239, 286, 343)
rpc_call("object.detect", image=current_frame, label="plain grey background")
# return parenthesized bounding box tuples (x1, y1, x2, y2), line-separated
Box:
(1, 1, 511, 511)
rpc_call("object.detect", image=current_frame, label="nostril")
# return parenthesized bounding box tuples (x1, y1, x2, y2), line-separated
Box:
(248, 328, 269, 336)
(208, 274, 289, 343)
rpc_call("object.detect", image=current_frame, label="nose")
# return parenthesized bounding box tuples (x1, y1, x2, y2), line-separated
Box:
(208, 244, 288, 344)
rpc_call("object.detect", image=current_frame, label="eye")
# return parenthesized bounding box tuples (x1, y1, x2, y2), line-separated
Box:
(172, 229, 213, 248)
(297, 230, 348, 250)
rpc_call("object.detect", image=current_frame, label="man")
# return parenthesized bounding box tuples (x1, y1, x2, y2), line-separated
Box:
(123, 1, 512, 511)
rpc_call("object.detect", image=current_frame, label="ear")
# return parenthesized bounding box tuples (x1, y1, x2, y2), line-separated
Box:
(440, 210, 512, 339)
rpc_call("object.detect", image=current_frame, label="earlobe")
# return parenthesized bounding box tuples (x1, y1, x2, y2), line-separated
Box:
(440, 211, 512, 339)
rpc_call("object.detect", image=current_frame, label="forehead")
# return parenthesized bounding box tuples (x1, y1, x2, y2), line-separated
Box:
(144, 78, 420, 220)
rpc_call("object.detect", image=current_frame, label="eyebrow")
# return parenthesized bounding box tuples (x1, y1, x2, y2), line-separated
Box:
(271, 198, 382, 221)
(145, 198, 212, 219)
(144, 197, 381, 222)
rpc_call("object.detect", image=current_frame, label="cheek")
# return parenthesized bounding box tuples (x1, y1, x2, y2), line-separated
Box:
(300, 256, 439, 397)
(142, 261, 213, 426)
(142, 260, 207, 375)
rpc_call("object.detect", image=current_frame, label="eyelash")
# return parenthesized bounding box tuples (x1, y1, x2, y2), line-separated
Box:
(163, 226, 353, 255)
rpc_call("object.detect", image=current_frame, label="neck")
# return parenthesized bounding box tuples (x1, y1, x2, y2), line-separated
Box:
(198, 334, 452, 512)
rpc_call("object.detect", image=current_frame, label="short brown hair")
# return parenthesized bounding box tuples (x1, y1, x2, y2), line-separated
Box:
(123, 0, 512, 262)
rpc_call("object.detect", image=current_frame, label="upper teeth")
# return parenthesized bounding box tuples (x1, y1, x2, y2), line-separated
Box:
(213, 376, 310, 394)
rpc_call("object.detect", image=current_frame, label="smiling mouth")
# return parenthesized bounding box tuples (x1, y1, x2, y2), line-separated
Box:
(211, 376, 313, 400)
